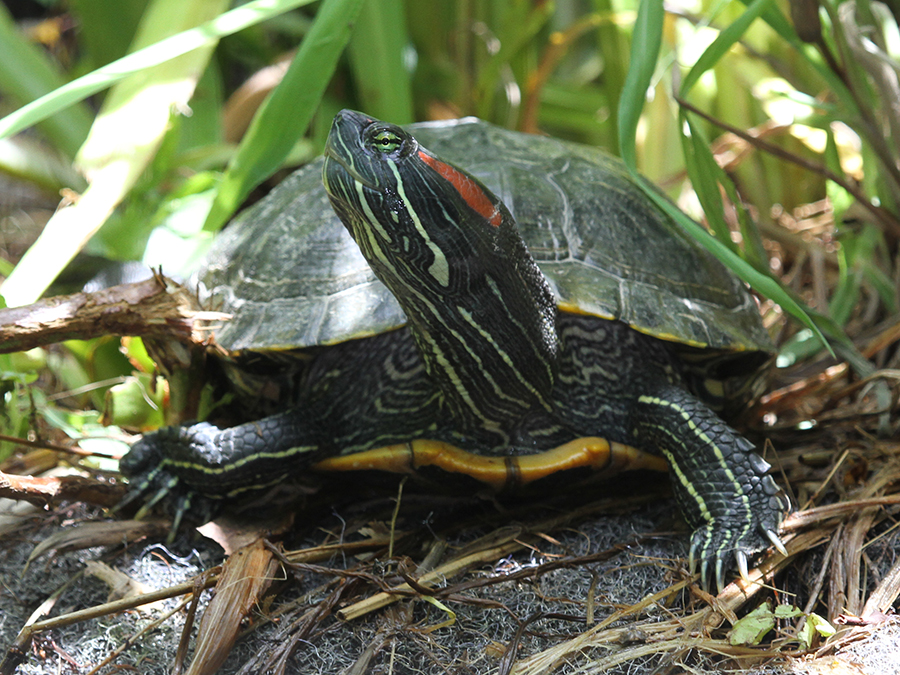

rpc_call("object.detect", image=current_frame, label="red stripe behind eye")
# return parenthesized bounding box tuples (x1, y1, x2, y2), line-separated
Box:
(418, 151, 503, 227)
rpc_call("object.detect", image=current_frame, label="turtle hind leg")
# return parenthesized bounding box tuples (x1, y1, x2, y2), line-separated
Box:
(631, 384, 789, 592)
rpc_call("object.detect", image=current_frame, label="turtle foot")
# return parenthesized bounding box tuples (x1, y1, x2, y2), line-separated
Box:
(687, 477, 790, 593)
(117, 422, 225, 533)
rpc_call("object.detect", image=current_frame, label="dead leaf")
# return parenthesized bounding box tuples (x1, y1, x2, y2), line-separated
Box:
(25, 520, 169, 571)
(184, 537, 281, 675)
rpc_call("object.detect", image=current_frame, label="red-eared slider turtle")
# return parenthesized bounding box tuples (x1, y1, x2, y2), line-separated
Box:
(121, 111, 788, 590)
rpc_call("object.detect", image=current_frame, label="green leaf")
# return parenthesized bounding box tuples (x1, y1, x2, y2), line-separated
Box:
(729, 602, 775, 646)
(0, 369, 38, 387)
(203, 0, 366, 233)
(142, 187, 218, 278)
(103, 373, 166, 431)
(41, 406, 103, 438)
(0, 0, 318, 142)
(797, 612, 836, 650)
(121, 337, 157, 375)
(773, 604, 803, 619)
(0, 0, 228, 308)
(8, 348, 48, 374)
(807, 613, 836, 638)
(197, 383, 231, 423)
(0, 3, 93, 157)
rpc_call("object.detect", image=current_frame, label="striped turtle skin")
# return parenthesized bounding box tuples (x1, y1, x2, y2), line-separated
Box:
(121, 111, 789, 591)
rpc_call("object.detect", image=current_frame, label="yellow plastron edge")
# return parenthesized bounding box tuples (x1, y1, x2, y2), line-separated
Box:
(312, 437, 669, 491)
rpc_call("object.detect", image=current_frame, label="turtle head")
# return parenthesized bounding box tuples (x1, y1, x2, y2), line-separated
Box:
(323, 109, 510, 293)
(324, 110, 559, 436)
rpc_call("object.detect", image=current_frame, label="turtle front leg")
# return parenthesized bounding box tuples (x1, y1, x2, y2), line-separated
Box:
(118, 411, 330, 530)
(631, 385, 789, 591)
(119, 328, 444, 531)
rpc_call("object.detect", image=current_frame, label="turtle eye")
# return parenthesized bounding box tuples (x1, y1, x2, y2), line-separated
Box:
(366, 127, 405, 155)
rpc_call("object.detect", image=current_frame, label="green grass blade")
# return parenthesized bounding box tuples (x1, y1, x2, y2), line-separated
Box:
(679, 112, 736, 252)
(0, 0, 316, 142)
(203, 0, 365, 233)
(0, 136, 85, 193)
(474, 2, 554, 121)
(0, 4, 93, 157)
(591, 0, 630, 151)
(674, 0, 834, 347)
(347, 0, 413, 123)
(617, 0, 664, 170)
(680, 0, 773, 96)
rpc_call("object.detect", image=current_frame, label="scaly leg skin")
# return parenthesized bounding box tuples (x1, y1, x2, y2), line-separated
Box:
(631, 384, 789, 592)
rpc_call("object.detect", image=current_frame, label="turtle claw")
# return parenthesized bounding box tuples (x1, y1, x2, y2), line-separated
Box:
(735, 549, 750, 584)
(692, 545, 745, 593)
(689, 524, 790, 592)
(765, 528, 788, 556)
(133, 476, 179, 520)
(699, 558, 709, 591)
(716, 559, 727, 595)
(696, 552, 728, 594)
(687, 525, 711, 576)
(689, 526, 729, 593)
(166, 492, 193, 543)
(688, 516, 789, 592)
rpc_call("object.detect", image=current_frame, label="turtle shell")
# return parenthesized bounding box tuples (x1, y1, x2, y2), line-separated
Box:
(199, 118, 773, 403)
